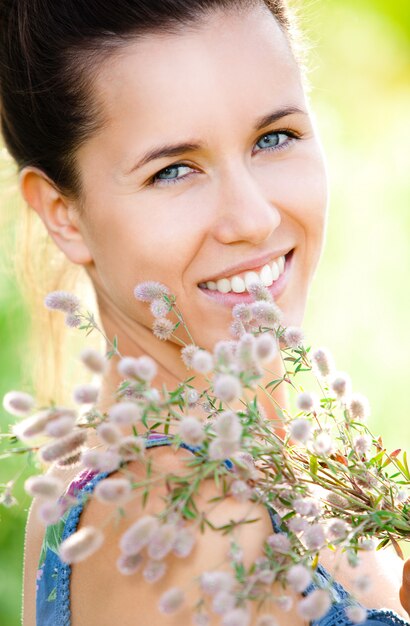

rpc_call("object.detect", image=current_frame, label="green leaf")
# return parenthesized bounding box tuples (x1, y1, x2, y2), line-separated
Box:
(309, 455, 318, 475)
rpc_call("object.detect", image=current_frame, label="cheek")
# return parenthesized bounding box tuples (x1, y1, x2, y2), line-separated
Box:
(85, 196, 205, 301)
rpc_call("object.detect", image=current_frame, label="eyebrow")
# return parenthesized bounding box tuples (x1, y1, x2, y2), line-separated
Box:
(126, 105, 306, 175)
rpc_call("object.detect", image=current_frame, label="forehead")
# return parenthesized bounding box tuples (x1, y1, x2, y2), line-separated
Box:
(85, 6, 303, 166)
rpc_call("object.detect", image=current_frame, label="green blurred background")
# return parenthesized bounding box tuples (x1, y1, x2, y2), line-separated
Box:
(0, 0, 409, 622)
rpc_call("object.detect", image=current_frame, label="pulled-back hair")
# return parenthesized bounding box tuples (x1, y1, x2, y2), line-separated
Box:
(0, 0, 293, 199)
(0, 0, 297, 403)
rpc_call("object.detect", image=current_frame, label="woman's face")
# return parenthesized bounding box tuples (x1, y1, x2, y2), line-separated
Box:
(73, 4, 328, 351)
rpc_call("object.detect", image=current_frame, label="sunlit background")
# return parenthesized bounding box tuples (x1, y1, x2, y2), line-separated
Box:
(0, 1, 409, 622)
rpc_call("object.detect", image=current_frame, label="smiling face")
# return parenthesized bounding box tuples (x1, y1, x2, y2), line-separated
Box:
(72, 3, 328, 354)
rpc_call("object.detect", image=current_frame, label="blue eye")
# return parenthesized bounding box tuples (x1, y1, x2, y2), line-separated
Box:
(149, 130, 298, 187)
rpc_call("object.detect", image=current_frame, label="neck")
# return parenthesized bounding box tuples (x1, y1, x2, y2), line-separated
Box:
(95, 302, 289, 435)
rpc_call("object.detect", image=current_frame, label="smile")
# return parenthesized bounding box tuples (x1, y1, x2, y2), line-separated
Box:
(199, 253, 289, 294)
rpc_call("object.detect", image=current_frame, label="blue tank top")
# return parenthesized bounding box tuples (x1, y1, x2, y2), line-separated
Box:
(35, 433, 410, 626)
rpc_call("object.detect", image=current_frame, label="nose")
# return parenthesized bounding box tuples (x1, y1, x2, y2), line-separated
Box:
(211, 164, 281, 245)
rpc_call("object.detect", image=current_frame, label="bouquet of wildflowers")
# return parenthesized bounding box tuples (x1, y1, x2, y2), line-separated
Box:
(2, 279, 410, 625)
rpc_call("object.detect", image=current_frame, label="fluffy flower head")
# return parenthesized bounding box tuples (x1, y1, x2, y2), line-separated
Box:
(44, 291, 81, 314)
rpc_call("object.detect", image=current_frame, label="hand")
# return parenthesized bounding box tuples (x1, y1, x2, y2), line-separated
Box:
(400, 558, 410, 616)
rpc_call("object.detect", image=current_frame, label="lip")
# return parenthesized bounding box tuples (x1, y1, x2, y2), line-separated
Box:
(198, 249, 294, 306)
(198, 246, 294, 284)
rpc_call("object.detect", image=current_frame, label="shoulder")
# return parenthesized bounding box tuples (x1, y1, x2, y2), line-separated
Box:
(319, 543, 407, 620)
(69, 445, 304, 626)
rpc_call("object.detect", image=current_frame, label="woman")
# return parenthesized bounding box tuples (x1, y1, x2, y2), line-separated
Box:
(1, 0, 410, 624)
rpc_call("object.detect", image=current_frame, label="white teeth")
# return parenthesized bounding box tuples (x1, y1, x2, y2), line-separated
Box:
(216, 278, 231, 294)
(260, 264, 273, 286)
(202, 253, 288, 293)
(231, 276, 246, 293)
(271, 260, 280, 281)
(244, 271, 260, 290)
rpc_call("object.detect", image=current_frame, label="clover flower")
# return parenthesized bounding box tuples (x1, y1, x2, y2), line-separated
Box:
(116, 435, 145, 461)
(81, 449, 121, 473)
(148, 524, 178, 561)
(353, 575, 372, 594)
(330, 371, 352, 399)
(222, 607, 250, 626)
(119, 515, 159, 555)
(59, 526, 104, 564)
(201, 571, 235, 595)
(297, 589, 331, 621)
(327, 518, 349, 541)
(250, 301, 282, 327)
(296, 391, 319, 413)
(134, 281, 170, 303)
(266, 534, 291, 553)
(94, 478, 132, 504)
(179, 416, 205, 447)
(286, 564, 312, 593)
(181, 344, 199, 368)
(12, 410, 52, 440)
(65, 313, 82, 328)
(173, 527, 196, 558)
(230, 320, 246, 338)
(230, 480, 253, 503)
(255, 333, 277, 362)
(144, 559, 167, 583)
(353, 434, 372, 455)
(152, 317, 174, 341)
(183, 388, 199, 407)
(283, 326, 305, 348)
(192, 350, 214, 374)
(311, 347, 335, 378)
(108, 401, 142, 424)
(312, 431, 334, 456)
(213, 374, 242, 403)
(116, 553, 143, 576)
(45, 414, 75, 438)
(37, 500, 69, 526)
(96, 422, 122, 445)
(289, 418, 313, 444)
(247, 283, 272, 302)
(39, 429, 87, 463)
(232, 303, 253, 323)
(2, 390, 35, 416)
(214, 411, 242, 443)
(158, 587, 185, 614)
(72, 383, 99, 405)
(348, 393, 371, 421)
(24, 475, 64, 500)
(80, 347, 107, 374)
(214, 341, 237, 368)
(150, 298, 170, 318)
(44, 290, 81, 314)
(212, 591, 236, 615)
(193, 613, 211, 626)
(345, 605, 368, 624)
(303, 523, 326, 550)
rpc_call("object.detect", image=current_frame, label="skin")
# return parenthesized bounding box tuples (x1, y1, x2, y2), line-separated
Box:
(18, 3, 410, 624)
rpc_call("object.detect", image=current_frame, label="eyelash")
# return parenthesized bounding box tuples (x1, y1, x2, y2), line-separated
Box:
(147, 129, 301, 187)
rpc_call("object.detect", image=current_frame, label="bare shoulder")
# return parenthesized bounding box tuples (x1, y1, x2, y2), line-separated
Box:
(319, 543, 407, 619)
(69, 446, 303, 626)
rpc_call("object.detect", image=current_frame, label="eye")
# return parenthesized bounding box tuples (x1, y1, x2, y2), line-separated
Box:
(148, 129, 299, 187)
(254, 130, 296, 153)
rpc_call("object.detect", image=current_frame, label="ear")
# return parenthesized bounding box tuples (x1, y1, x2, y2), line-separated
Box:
(18, 167, 93, 265)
